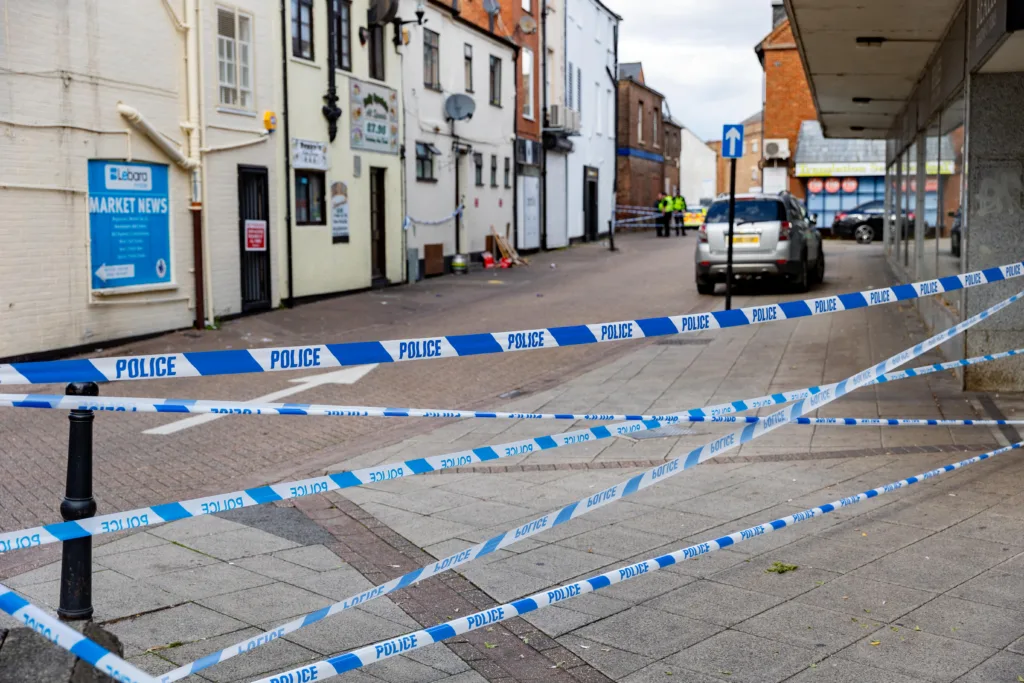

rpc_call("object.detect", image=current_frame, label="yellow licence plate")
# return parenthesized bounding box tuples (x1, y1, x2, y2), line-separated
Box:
(731, 235, 760, 245)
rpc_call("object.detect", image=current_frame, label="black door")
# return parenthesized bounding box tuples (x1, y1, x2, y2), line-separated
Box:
(583, 167, 599, 241)
(238, 166, 271, 312)
(370, 167, 387, 282)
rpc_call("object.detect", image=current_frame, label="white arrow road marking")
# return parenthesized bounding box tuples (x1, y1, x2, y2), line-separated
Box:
(142, 364, 378, 435)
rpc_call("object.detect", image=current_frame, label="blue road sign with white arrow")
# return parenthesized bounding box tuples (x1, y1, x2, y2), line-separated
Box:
(722, 124, 744, 159)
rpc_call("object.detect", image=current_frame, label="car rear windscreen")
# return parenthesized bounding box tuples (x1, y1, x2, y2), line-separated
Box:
(705, 200, 786, 224)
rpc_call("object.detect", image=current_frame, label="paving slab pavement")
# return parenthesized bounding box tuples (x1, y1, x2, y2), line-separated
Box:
(6, 238, 1024, 681)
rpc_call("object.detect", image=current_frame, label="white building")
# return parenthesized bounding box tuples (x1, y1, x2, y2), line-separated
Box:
(0, 0, 279, 359)
(401, 0, 516, 274)
(557, 0, 619, 243)
(679, 126, 717, 208)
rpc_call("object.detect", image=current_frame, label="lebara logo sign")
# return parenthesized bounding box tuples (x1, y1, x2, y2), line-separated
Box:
(105, 164, 152, 191)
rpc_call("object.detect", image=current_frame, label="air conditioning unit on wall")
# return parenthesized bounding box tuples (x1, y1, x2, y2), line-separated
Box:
(548, 104, 567, 129)
(763, 138, 790, 160)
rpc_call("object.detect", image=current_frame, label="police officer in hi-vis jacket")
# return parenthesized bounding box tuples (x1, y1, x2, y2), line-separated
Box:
(656, 192, 673, 238)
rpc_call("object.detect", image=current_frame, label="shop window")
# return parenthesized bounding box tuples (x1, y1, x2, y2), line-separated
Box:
(416, 142, 440, 182)
(292, 0, 313, 60)
(295, 171, 325, 224)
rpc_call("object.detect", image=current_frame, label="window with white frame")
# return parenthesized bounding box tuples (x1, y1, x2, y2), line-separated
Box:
(218, 7, 253, 109)
(637, 101, 643, 143)
(522, 0, 531, 12)
(652, 108, 658, 147)
(521, 47, 534, 120)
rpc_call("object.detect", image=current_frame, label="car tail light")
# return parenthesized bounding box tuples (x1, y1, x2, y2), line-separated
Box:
(698, 224, 708, 243)
(908, 212, 915, 220)
(778, 221, 791, 241)
(835, 212, 847, 222)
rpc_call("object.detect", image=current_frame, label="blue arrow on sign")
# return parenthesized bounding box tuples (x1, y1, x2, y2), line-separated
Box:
(722, 124, 745, 159)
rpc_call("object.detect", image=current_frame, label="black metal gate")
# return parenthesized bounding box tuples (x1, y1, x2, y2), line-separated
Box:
(238, 166, 271, 311)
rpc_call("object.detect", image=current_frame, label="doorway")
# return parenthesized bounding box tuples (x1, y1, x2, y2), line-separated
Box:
(238, 165, 271, 311)
(583, 166, 599, 242)
(370, 167, 387, 283)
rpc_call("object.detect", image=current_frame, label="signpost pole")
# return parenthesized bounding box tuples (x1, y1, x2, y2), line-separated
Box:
(720, 123, 744, 311)
(726, 158, 737, 311)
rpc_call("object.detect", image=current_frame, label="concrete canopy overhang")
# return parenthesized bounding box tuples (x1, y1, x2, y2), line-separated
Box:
(785, 0, 959, 139)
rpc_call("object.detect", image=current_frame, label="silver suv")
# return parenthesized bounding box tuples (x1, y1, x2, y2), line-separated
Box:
(694, 192, 824, 295)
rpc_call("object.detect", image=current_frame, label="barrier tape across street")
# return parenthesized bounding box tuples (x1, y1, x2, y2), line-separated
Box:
(2, 262, 1020, 386)
(252, 440, 1024, 682)
(0, 347, 1018, 420)
(162, 289, 1023, 679)
(0, 583, 156, 683)
(1, 307, 1019, 559)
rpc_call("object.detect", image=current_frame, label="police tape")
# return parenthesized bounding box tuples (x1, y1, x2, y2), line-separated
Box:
(1, 293, 1019, 559)
(1, 339, 1020, 420)
(3, 262, 1020, 386)
(246, 440, 1024, 683)
(0, 583, 156, 683)
(162, 289, 1024, 680)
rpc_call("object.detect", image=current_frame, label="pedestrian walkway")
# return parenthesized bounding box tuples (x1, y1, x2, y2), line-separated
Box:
(3, 237, 1024, 682)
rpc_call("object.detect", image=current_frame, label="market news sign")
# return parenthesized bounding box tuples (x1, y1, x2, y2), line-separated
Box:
(87, 161, 172, 291)
(350, 78, 399, 155)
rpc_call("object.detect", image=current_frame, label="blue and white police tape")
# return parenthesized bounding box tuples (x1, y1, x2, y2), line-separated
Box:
(707, 416, 1024, 427)
(3, 262, 1020, 386)
(0, 345, 1019, 421)
(248, 438, 1024, 683)
(164, 290, 1023, 679)
(2, 291, 1019, 558)
(0, 583, 156, 683)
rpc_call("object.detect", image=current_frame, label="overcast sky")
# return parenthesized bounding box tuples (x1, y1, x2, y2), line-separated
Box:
(600, 0, 774, 142)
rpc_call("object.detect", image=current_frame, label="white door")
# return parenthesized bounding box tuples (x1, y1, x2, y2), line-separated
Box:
(520, 176, 541, 250)
(546, 156, 568, 248)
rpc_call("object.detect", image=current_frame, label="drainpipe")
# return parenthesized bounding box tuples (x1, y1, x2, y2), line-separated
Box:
(540, 0, 548, 250)
(512, 47, 520, 250)
(193, 0, 215, 328)
(608, 17, 619, 251)
(453, 120, 462, 256)
(183, 0, 204, 329)
(281, 0, 295, 305)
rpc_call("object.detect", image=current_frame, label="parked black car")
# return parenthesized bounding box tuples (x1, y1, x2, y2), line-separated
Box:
(950, 208, 962, 257)
(831, 200, 921, 244)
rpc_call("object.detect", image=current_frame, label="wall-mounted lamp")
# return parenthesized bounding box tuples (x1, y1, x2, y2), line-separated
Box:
(392, 1, 426, 46)
(359, 26, 369, 45)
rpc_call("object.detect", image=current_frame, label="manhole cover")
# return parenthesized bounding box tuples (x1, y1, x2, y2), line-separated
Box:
(655, 338, 712, 346)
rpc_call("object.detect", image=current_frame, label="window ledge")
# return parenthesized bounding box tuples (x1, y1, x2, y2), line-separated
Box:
(291, 56, 320, 68)
(216, 107, 258, 118)
(490, 102, 502, 108)
(425, 84, 443, 93)
(416, 177, 439, 183)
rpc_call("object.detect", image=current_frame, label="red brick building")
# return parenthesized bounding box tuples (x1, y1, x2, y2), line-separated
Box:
(615, 63, 665, 208)
(755, 5, 817, 198)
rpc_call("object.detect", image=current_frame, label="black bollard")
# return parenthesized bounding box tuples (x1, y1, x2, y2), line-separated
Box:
(58, 381, 99, 621)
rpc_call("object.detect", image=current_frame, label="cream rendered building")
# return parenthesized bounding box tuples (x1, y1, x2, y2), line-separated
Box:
(0, 0, 280, 359)
(281, 0, 406, 298)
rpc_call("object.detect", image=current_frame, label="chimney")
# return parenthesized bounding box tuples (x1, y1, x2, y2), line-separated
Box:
(772, 0, 786, 28)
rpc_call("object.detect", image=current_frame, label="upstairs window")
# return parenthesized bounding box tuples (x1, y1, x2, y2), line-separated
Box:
(424, 29, 441, 90)
(292, 0, 313, 60)
(332, 0, 351, 71)
(491, 154, 498, 186)
(489, 56, 502, 106)
(416, 142, 441, 181)
(474, 153, 484, 186)
(368, 24, 385, 80)
(218, 8, 253, 109)
(464, 44, 473, 92)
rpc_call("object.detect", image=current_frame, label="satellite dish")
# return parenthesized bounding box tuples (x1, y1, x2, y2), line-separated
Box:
(483, 0, 501, 15)
(367, 0, 399, 25)
(445, 93, 476, 121)
(519, 15, 537, 33)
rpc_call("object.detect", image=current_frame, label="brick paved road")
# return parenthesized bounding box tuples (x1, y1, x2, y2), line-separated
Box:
(0, 235, 981, 577)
